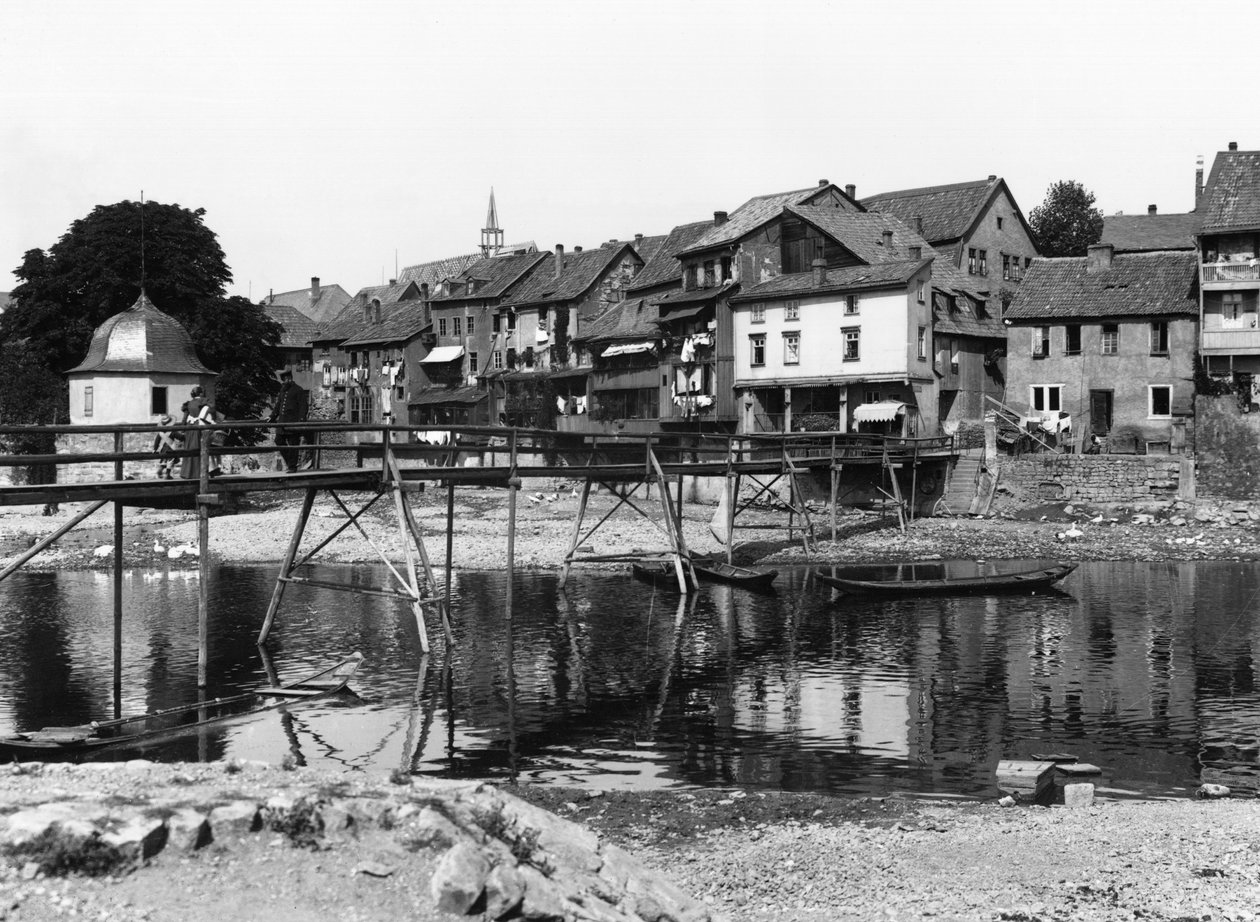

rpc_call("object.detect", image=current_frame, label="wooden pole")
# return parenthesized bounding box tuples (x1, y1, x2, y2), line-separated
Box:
(197, 429, 211, 687)
(113, 431, 124, 718)
(505, 429, 518, 624)
(259, 486, 316, 644)
(909, 442, 919, 524)
(445, 481, 454, 615)
(386, 450, 430, 654)
(559, 476, 592, 589)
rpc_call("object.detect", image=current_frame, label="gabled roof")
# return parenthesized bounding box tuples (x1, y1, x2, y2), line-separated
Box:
(427, 251, 548, 303)
(1005, 251, 1199, 321)
(505, 243, 641, 307)
(1200, 149, 1260, 233)
(730, 260, 926, 302)
(68, 292, 215, 376)
(264, 282, 352, 324)
(788, 206, 934, 264)
(933, 295, 1005, 339)
(628, 221, 712, 293)
(679, 182, 860, 256)
(1101, 213, 1201, 252)
(862, 179, 995, 243)
(263, 303, 322, 349)
(630, 233, 670, 270)
(340, 301, 429, 348)
(576, 297, 661, 344)
(313, 281, 421, 343)
(397, 252, 482, 287)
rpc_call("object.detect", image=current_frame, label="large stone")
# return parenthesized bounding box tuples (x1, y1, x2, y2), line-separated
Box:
(518, 864, 570, 920)
(1063, 783, 1095, 808)
(316, 803, 354, 840)
(102, 816, 168, 862)
(495, 795, 603, 873)
(166, 808, 212, 851)
(0, 805, 97, 848)
(208, 800, 261, 835)
(431, 841, 491, 915)
(408, 806, 464, 849)
(484, 861, 526, 920)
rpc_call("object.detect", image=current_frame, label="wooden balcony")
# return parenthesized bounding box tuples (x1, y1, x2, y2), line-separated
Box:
(1203, 261, 1260, 284)
(1201, 328, 1260, 353)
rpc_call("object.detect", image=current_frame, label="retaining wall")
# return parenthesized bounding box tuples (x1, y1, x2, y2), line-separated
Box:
(999, 454, 1189, 504)
(1195, 395, 1260, 499)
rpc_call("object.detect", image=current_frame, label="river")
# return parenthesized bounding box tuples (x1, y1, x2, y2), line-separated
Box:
(0, 560, 1257, 800)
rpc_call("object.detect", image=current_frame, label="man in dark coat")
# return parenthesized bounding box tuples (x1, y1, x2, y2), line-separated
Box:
(269, 370, 309, 473)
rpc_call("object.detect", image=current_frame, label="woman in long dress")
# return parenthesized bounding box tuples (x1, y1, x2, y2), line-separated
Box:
(179, 387, 209, 480)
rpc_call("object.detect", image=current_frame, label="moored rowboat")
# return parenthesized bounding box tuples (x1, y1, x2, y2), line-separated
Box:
(691, 560, 778, 591)
(816, 563, 1077, 596)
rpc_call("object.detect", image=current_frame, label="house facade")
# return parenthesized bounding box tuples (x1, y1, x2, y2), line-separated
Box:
(1005, 245, 1199, 453)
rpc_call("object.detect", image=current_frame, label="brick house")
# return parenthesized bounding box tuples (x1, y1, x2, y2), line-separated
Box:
(862, 176, 1039, 292)
(1005, 245, 1199, 453)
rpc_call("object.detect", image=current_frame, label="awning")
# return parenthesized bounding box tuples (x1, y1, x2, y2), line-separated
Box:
(419, 346, 465, 364)
(602, 341, 656, 357)
(852, 401, 907, 423)
(657, 303, 708, 322)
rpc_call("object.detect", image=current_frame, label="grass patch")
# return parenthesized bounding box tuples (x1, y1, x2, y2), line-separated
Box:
(3, 828, 129, 878)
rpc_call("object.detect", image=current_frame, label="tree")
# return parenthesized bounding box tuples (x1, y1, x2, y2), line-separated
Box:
(1028, 180, 1105, 258)
(0, 200, 281, 436)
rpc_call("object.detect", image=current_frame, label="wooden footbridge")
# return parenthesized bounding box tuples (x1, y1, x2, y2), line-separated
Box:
(0, 421, 955, 689)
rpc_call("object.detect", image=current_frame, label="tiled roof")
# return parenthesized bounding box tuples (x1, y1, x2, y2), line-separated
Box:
(789, 206, 934, 264)
(652, 282, 736, 306)
(731, 260, 924, 302)
(628, 221, 712, 293)
(1101, 213, 1201, 252)
(427, 251, 548, 302)
(68, 292, 216, 376)
(630, 233, 669, 270)
(263, 303, 322, 348)
(505, 244, 639, 307)
(397, 252, 482, 287)
(410, 385, 485, 407)
(1005, 251, 1199, 321)
(929, 249, 991, 300)
(576, 297, 661, 344)
(313, 281, 420, 343)
(861, 179, 996, 244)
(265, 282, 352, 324)
(679, 184, 848, 256)
(340, 301, 429, 347)
(933, 290, 1004, 339)
(1200, 150, 1260, 233)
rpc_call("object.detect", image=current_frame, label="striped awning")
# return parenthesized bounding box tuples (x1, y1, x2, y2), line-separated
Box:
(852, 401, 907, 423)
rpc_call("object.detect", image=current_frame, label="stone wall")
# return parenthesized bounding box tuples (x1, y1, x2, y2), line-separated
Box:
(55, 431, 164, 484)
(1194, 395, 1260, 499)
(999, 454, 1187, 504)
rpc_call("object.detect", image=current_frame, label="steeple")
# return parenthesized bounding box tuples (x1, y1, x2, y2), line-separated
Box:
(480, 187, 504, 257)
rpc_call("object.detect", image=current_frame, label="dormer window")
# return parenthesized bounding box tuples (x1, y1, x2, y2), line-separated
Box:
(685, 264, 699, 291)
(466, 280, 474, 296)
(703, 261, 715, 288)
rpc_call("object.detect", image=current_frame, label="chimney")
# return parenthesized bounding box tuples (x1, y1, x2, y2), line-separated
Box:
(1087, 243, 1114, 272)
(420, 282, 429, 301)
(908, 245, 922, 260)
(1148, 204, 1158, 215)
(882, 229, 894, 248)
(845, 183, 856, 198)
(1196, 155, 1205, 208)
(811, 257, 827, 288)
(574, 246, 583, 253)
(714, 211, 728, 226)
(268, 288, 273, 304)
(310, 276, 320, 301)
(634, 233, 643, 246)
(555, 244, 565, 278)
(818, 178, 829, 187)
(988, 174, 997, 181)
(1230, 141, 1239, 151)
(389, 278, 396, 286)
(914, 214, 924, 235)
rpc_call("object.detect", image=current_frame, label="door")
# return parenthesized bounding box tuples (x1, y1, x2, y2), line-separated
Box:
(1089, 390, 1113, 435)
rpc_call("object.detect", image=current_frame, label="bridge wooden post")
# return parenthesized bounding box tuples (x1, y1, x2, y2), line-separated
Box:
(559, 476, 591, 589)
(197, 427, 212, 686)
(258, 486, 317, 644)
(113, 431, 124, 717)
(505, 428, 519, 621)
(445, 481, 454, 616)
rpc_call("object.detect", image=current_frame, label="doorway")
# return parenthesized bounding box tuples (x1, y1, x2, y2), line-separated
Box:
(1089, 390, 1113, 435)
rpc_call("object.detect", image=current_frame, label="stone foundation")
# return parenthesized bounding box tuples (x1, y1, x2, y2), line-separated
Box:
(999, 454, 1189, 504)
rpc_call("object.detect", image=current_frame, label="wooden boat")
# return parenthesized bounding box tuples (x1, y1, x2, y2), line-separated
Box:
(0, 652, 364, 756)
(692, 560, 778, 592)
(632, 561, 686, 589)
(816, 562, 1077, 596)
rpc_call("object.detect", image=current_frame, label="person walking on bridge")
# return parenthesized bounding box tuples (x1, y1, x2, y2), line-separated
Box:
(270, 370, 309, 473)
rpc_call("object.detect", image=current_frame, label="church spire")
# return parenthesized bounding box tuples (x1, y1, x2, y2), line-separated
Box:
(480, 187, 504, 257)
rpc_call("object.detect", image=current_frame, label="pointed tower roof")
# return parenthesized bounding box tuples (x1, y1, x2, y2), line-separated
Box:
(67, 291, 216, 376)
(481, 187, 505, 257)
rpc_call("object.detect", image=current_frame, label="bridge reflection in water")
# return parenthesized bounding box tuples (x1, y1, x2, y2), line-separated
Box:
(0, 560, 1256, 799)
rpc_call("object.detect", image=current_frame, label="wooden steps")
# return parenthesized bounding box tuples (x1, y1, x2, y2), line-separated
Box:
(938, 450, 983, 515)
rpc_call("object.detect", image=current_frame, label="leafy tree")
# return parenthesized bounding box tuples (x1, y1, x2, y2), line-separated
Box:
(1, 200, 281, 438)
(1028, 180, 1105, 258)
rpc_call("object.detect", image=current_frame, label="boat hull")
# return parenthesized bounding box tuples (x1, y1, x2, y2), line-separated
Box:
(692, 562, 778, 592)
(816, 563, 1077, 596)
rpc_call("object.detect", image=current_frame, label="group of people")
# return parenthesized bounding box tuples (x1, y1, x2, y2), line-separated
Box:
(152, 371, 310, 479)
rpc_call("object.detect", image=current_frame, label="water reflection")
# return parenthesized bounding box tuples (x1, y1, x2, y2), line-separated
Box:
(1, 561, 1259, 798)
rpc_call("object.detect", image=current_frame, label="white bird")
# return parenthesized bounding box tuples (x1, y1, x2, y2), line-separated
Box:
(92, 545, 112, 558)
(167, 546, 185, 560)
(153, 541, 166, 554)
(1090, 514, 1103, 524)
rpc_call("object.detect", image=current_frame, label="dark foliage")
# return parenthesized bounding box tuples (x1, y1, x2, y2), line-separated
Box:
(551, 305, 570, 367)
(1028, 180, 1105, 258)
(2, 828, 129, 877)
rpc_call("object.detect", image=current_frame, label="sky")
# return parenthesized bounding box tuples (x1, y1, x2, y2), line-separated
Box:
(0, 0, 1249, 301)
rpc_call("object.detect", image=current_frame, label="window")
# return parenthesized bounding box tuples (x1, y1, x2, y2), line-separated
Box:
(968, 248, 977, 275)
(978, 250, 988, 276)
(539, 306, 549, 331)
(466, 315, 475, 335)
(997, 216, 1004, 230)
(685, 265, 699, 290)
(452, 317, 461, 337)
(864, 389, 881, 404)
(750, 303, 765, 323)
(1065, 324, 1081, 355)
(1151, 321, 1169, 356)
(468, 351, 478, 375)
(844, 294, 859, 315)
(703, 261, 715, 287)
(1101, 323, 1119, 355)
(784, 300, 799, 321)
(507, 311, 516, 331)
(916, 281, 926, 304)
(151, 386, 168, 416)
(493, 313, 502, 333)
(1030, 385, 1061, 413)
(493, 350, 503, 370)
(1221, 291, 1257, 328)
(1024, 257, 1032, 270)
(1032, 326, 1050, 357)
(1149, 385, 1172, 418)
(84, 385, 94, 418)
(783, 332, 800, 365)
(1002, 255, 1011, 280)
(842, 326, 860, 361)
(438, 317, 448, 337)
(917, 326, 927, 360)
(720, 256, 732, 282)
(749, 334, 766, 366)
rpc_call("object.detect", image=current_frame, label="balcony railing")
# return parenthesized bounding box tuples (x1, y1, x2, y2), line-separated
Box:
(1203, 261, 1260, 283)
(1201, 329, 1260, 352)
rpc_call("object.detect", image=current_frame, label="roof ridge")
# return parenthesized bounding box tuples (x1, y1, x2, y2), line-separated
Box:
(863, 178, 994, 201)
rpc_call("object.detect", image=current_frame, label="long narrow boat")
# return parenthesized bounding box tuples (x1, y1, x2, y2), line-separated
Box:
(632, 561, 687, 589)
(0, 652, 364, 757)
(692, 560, 778, 592)
(816, 563, 1077, 596)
